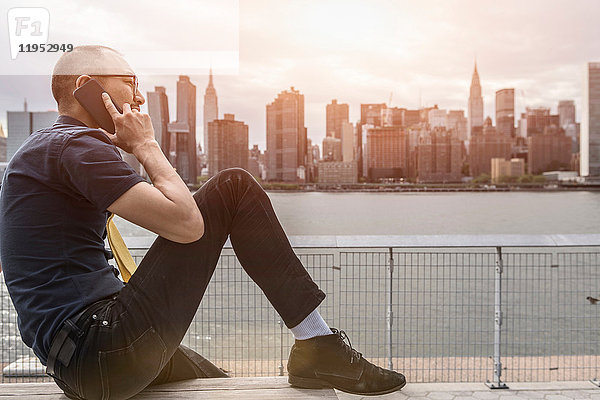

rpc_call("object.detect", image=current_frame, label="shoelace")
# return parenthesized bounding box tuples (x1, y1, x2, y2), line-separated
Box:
(331, 328, 363, 364)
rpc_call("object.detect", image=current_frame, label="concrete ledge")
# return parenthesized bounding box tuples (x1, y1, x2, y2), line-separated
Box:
(0, 378, 598, 399)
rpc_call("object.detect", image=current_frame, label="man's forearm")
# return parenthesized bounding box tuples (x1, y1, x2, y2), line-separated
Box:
(132, 140, 197, 213)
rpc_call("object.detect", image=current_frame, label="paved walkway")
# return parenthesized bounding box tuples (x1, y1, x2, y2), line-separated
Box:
(336, 381, 600, 400)
(0, 377, 598, 399)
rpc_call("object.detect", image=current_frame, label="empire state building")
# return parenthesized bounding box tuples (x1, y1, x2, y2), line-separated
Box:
(468, 62, 484, 138)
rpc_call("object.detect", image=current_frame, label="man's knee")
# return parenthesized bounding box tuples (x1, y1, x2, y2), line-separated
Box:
(217, 168, 259, 186)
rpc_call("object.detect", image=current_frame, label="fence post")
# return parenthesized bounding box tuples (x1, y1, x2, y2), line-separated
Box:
(387, 247, 394, 371)
(486, 246, 508, 389)
(278, 319, 284, 376)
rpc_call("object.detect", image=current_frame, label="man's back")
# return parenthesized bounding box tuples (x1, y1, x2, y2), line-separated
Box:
(0, 115, 143, 365)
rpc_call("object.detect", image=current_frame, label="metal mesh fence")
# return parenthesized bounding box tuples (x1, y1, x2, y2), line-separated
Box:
(0, 273, 48, 383)
(393, 251, 496, 383)
(0, 244, 598, 384)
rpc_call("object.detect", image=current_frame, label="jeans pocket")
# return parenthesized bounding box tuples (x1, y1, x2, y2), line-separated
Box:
(98, 327, 167, 400)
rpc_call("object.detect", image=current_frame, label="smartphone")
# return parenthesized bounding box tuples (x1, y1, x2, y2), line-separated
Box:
(73, 79, 123, 133)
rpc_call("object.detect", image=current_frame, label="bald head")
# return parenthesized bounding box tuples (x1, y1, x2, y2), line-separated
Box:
(51, 45, 135, 111)
(52, 45, 134, 76)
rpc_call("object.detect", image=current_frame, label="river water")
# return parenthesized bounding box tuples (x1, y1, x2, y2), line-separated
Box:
(115, 191, 600, 237)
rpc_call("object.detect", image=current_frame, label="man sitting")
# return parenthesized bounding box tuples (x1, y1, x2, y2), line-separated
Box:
(0, 45, 405, 399)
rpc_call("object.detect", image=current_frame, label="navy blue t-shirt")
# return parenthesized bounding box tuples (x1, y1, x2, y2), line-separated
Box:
(0, 115, 145, 365)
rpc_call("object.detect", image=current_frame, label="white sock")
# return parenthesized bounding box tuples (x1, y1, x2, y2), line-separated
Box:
(290, 309, 332, 340)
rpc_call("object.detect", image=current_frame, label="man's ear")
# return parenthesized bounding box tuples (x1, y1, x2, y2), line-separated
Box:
(75, 75, 93, 90)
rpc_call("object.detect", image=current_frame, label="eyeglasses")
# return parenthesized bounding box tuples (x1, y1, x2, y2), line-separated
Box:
(90, 74, 139, 101)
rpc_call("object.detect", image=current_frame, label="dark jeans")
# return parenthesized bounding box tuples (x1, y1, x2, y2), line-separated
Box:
(50, 168, 326, 400)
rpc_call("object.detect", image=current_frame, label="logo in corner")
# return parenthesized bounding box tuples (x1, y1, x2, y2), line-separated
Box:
(7, 7, 50, 60)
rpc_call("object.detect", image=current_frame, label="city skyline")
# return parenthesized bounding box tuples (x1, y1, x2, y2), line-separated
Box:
(0, 0, 598, 151)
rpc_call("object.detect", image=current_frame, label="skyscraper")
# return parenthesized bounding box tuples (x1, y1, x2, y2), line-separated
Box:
(266, 87, 307, 181)
(0, 124, 6, 162)
(558, 100, 576, 129)
(7, 108, 57, 161)
(326, 99, 349, 139)
(203, 69, 218, 166)
(147, 86, 171, 160)
(468, 62, 484, 139)
(366, 125, 408, 180)
(527, 126, 572, 174)
(167, 75, 197, 184)
(341, 121, 354, 162)
(416, 128, 462, 183)
(496, 89, 515, 137)
(469, 117, 512, 177)
(357, 103, 387, 178)
(582, 62, 600, 177)
(428, 108, 447, 128)
(322, 136, 342, 161)
(523, 107, 560, 136)
(207, 113, 248, 177)
(446, 110, 468, 140)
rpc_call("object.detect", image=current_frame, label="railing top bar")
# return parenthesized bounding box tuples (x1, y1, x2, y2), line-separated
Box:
(120, 233, 600, 250)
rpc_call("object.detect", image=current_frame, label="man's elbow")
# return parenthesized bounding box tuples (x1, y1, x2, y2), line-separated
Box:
(176, 209, 205, 244)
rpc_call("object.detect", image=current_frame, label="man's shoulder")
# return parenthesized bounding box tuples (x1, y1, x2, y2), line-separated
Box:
(52, 124, 113, 147)
(50, 125, 121, 164)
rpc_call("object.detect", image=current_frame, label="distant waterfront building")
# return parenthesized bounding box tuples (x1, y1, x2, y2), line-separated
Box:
(468, 62, 484, 139)
(147, 86, 171, 161)
(322, 136, 342, 161)
(404, 109, 421, 128)
(203, 69, 218, 171)
(326, 99, 349, 139)
(558, 100, 576, 129)
(491, 158, 524, 183)
(582, 62, 600, 177)
(496, 89, 515, 137)
(317, 161, 357, 184)
(167, 75, 197, 184)
(446, 110, 468, 141)
(248, 144, 260, 177)
(7, 105, 57, 161)
(0, 125, 6, 162)
(517, 114, 527, 138)
(416, 128, 462, 183)
(357, 104, 387, 178)
(543, 170, 578, 181)
(523, 107, 559, 137)
(564, 123, 580, 142)
(428, 108, 447, 128)
(528, 126, 573, 175)
(387, 107, 405, 126)
(366, 125, 408, 180)
(361, 103, 387, 127)
(0, 138, 6, 163)
(248, 145, 265, 179)
(266, 87, 307, 182)
(469, 117, 512, 177)
(207, 113, 248, 177)
(311, 143, 320, 162)
(341, 121, 354, 162)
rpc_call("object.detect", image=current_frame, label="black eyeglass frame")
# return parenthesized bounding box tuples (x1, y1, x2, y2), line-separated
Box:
(89, 74, 139, 102)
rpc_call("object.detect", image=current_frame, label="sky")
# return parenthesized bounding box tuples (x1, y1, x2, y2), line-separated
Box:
(1, 0, 599, 150)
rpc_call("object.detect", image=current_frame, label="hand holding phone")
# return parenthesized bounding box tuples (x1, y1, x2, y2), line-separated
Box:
(73, 79, 122, 133)
(100, 93, 156, 155)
